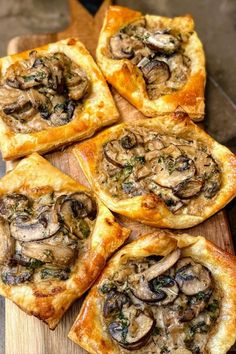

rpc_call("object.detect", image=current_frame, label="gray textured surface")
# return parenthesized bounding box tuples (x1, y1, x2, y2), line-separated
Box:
(0, 0, 235, 353)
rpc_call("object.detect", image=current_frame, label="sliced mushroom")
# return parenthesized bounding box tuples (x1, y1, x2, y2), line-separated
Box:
(173, 178, 204, 199)
(10, 206, 60, 242)
(175, 258, 212, 295)
(184, 289, 213, 320)
(40, 267, 71, 281)
(1, 51, 90, 133)
(21, 241, 76, 266)
(149, 275, 179, 305)
(141, 60, 170, 84)
(178, 145, 218, 177)
(104, 140, 131, 167)
(167, 54, 189, 90)
(66, 67, 89, 101)
(178, 145, 221, 198)
(151, 146, 196, 189)
(27, 88, 51, 111)
(49, 100, 76, 126)
(0, 217, 15, 265)
(56, 192, 96, 238)
(110, 34, 134, 59)
(108, 309, 155, 350)
(0, 87, 36, 122)
(121, 18, 146, 36)
(144, 32, 180, 54)
(103, 291, 130, 318)
(150, 182, 185, 213)
(0, 193, 29, 220)
(129, 249, 180, 303)
(1, 265, 33, 285)
(203, 173, 221, 199)
(120, 131, 137, 149)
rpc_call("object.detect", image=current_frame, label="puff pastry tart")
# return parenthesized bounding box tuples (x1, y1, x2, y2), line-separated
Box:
(69, 231, 236, 354)
(0, 38, 119, 160)
(74, 113, 236, 229)
(0, 153, 129, 329)
(96, 6, 205, 121)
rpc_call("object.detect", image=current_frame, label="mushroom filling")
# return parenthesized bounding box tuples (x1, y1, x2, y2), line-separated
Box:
(0, 191, 97, 285)
(98, 127, 221, 214)
(109, 18, 191, 99)
(100, 251, 221, 353)
(0, 51, 90, 133)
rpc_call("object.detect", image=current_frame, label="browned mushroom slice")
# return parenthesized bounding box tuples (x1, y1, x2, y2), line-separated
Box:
(0, 87, 36, 122)
(56, 192, 96, 238)
(66, 67, 89, 101)
(108, 309, 155, 350)
(148, 275, 179, 305)
(184, 289, 213, 320)
(129, 249, 180, 303)
(167, 54, 189, 90)
(144, 32, 180, 54)
(175, 258, 212, 295)
(40, 267, 71, 281)
(178, 145, 221, 198)
(27, 88, 52, 112)
(0, 217, 15, 265)
(1, 265, 33, 285)
(21, 241, 76, 266)
(203, 172, 221, 199)
(49, 100, 76, 126)
(10, 206, 59, 242)
(150, 183, 185, 212)
(173, 178, 204, 199)
(121, 18, 146, 36)
(103, 291, 130, 318)
(120, 131, 137, 149)
(152, 146, 196, 189)
(103, 140, 131, 167)
(141, 60, 170, 84)
(0, 193, 30, 220)
(110, 33, 134, 59)
(178, 145, 218, 177)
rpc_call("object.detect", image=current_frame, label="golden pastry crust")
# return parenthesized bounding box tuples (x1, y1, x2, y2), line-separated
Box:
(0, 38, 119, 160)
(68, 231, 236, 354)
(96, 6, 206, 121)
(0, 153, 129, 329)
(73, 113, 236, 229)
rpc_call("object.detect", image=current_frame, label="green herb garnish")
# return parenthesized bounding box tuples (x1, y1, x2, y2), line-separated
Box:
(79, 219, 90, 238)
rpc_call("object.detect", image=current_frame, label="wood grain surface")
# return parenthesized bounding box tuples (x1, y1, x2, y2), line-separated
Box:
(4, 1, 235, 353)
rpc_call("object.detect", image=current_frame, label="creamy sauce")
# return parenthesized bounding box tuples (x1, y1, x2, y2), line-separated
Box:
(0, 191, 97, 285)
(97, 126, 221, 215)
(0, 51, 89, 133)
(100, 256, 221, 353)
(109, 18, 191, 99)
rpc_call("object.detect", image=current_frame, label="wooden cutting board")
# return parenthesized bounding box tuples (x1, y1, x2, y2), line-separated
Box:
(4, 1, 235, 353)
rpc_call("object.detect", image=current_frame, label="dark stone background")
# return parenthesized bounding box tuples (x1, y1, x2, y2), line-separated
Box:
(0, 0, 235, 353)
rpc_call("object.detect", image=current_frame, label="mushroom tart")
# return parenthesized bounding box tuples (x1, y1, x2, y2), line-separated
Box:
(74, 113, 236, 229)
(96, 6, 205, 121)
(0, 153, 129, 329)
(69, 231, 236, 354)
(0, 38, 118, 160)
